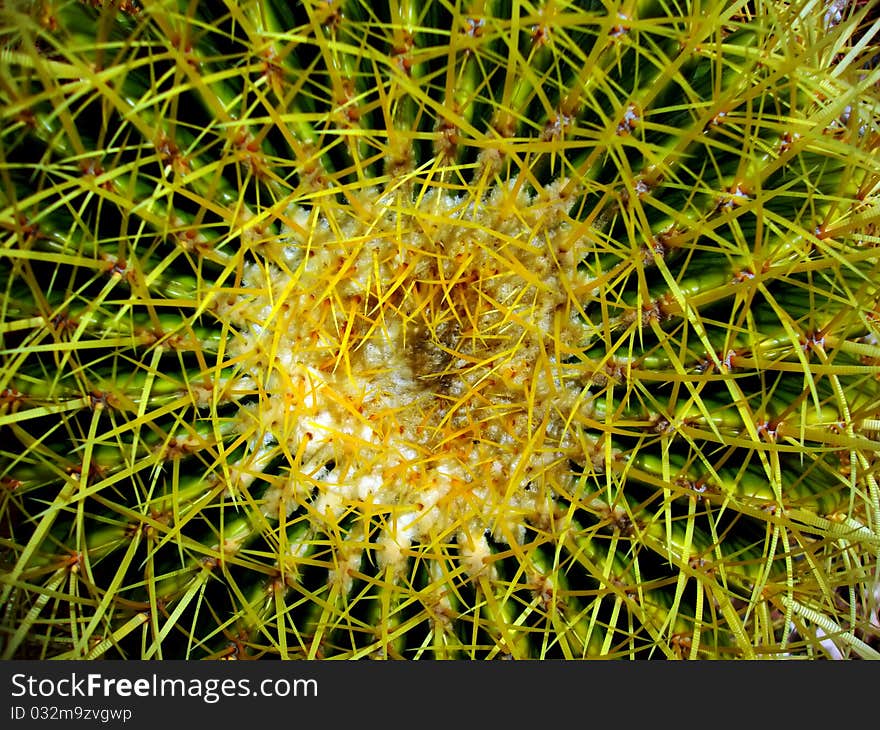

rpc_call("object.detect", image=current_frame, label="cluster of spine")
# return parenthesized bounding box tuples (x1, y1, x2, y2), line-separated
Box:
(1, 0, 879, 659)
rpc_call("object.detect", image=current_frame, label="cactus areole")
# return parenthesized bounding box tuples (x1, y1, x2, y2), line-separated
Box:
(1, 0, 879, 659)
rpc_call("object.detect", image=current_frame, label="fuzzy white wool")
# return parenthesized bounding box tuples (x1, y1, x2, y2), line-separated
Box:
(225, 183, 593, 571)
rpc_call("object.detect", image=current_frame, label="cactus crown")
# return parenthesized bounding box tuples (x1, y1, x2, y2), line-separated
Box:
(1, 0, 879, 659)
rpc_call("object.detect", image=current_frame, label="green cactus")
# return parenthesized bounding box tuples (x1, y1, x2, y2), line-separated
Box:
(1, 0, 879, 659)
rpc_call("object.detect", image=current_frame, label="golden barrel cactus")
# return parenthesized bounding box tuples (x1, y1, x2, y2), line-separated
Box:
(1, 0, 879, 659)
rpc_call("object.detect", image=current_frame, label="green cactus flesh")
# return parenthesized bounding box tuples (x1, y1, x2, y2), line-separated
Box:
(1, 0, 880, 659)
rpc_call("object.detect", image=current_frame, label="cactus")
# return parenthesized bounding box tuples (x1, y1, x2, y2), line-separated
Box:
(1, 0, 879, 659)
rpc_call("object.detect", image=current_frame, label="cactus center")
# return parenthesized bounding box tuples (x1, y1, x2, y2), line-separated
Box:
(222, 179, 596, 575)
